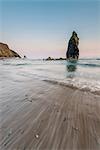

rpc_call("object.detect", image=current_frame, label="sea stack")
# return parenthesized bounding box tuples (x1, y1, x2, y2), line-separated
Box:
(66, 31, 79, 60)
(0, 42, 21, 58)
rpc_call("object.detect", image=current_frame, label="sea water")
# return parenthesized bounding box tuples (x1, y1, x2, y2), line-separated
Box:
(0, 58, 100, 93)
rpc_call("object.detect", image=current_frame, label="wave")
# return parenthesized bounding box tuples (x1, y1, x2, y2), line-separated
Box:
(77, 63, 100, 68)
(3, 62, 32, 66)
(43, 79, 100, 95)
(1, 58, 100, 67)
(3, 61, 100, 67)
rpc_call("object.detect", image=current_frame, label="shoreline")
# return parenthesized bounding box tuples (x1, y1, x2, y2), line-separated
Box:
(0, 78, 100, 150)
(43, 79, 100, 96)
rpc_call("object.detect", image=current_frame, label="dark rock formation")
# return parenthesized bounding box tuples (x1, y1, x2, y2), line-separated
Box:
(0, 42, 21, 58)
(24, 55, 27, 58)
(46, 57, 54, 61)
(45, 57, 66, 61)
(54, 58, 66, 60)
(66, 31, 79, 60)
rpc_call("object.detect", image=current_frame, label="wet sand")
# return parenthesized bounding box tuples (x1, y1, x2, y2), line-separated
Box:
(0, 78, 100, 150)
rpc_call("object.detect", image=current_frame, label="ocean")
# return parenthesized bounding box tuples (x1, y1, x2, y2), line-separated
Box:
(0, 58, 100, 94)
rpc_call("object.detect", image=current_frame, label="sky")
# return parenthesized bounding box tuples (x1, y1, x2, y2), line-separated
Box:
(0, 0, 100, 58)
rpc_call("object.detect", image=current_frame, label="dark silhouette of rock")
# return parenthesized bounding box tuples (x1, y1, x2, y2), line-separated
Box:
(46, 57, 54, 61)
(55, 57, 64, 60)
(0, 42, 21, 58)
(24, 55, 27, 58)
(66, 31, 79, 60)
(45, 57, 66, 61)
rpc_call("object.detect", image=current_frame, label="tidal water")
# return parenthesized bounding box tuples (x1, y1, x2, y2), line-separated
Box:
(0, 58, 100, 93)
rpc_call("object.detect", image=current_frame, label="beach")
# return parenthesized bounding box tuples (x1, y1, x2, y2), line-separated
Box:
(0, 75, 100, 150)
(0, 59, 100, 150)
(1, 0, 100, 149)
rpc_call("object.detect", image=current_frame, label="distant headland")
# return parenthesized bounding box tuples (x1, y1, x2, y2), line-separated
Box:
(45, 57, 66, 61)
(0, 42, 21, 58)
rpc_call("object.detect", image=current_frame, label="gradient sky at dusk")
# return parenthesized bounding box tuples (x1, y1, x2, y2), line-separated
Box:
(0, 0, 100, 58)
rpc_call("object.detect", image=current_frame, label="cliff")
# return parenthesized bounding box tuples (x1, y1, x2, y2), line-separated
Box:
(0, 43, 21, 58)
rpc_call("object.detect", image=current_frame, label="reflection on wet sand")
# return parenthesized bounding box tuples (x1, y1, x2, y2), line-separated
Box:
(66, 61, 77, 78)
